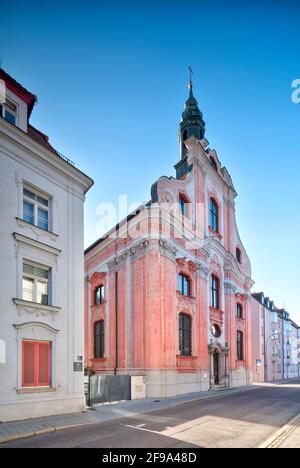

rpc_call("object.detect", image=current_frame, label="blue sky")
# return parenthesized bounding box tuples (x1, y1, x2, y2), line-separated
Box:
(1, 1, 300, 322)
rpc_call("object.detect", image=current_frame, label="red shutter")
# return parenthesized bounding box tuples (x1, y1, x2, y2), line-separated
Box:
(22, 341, 35, 387)
(22, 340, 51, 387)
(37, 342, 51, 386)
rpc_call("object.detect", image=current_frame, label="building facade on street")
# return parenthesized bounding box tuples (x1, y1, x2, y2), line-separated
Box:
(251, 292, 300, 382)
(0, 69, 93, 421)
(84, 80, 254, 398)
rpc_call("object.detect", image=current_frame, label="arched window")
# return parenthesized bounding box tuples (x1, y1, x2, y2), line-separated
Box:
(94, 284, 105, 305)
(179, 194, 189, 217)
(237, 331, 244, 361)
(210, 198, 219, 233)
(209, 157, 218, 171)
(178, 273, 191, 297)
(211, 275, 220, 309)
(236, 303, 243, 319)
(236, 248, 242, 264)
(179, 313, 192, 356)
(183, 129, 188, 141)
(94, 320, 105, 358)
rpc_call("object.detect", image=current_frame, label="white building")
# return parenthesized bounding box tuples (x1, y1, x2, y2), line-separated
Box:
(0, 68, 93, 422)
(286, 320, 300, 379)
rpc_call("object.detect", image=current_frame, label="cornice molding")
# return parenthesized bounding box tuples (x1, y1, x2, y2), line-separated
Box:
(13, 232, 61, 257)
(13, 321, 60, 334)
(13, 298, 61, 319)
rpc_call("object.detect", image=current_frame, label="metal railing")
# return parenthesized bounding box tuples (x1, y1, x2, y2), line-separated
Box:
(56, 151, 75, 167)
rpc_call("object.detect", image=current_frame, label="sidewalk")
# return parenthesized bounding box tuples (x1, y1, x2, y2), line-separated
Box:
(260, 412, 300, 448)
(0, 385, 255, 445)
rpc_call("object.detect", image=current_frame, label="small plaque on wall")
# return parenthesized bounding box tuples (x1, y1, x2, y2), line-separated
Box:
(73, 362, 83, 372)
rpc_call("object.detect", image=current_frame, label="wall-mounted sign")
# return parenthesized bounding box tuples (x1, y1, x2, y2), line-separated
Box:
(73, 362, 83, 372)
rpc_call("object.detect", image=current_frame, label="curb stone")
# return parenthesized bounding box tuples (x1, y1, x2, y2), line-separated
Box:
(258, 412, 300, 448)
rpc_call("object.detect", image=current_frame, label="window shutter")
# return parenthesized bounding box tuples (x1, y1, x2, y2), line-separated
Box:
(38, 342, 51, 386)
(22, 341, 35, 387)
(22, 340, 51, 387)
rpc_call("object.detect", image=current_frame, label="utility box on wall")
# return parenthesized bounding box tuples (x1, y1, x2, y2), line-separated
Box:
(131, 375, 146, 400)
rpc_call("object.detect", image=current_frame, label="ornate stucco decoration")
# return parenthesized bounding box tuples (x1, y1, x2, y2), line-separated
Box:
(13, 298, 61, 320)
(224, 282, 237, 294)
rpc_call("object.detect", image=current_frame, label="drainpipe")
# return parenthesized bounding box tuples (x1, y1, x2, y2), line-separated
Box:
(114, 271, 118, 376)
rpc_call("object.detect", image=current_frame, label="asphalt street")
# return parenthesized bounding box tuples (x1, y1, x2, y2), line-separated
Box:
(2, 381, 300, 448)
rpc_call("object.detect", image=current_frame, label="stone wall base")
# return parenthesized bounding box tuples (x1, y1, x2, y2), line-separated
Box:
(0, 396, 86, 422)
(145, 369, 210, 398)
(230, 368, 253, 388)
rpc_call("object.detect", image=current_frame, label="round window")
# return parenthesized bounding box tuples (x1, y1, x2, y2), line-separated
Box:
(211, 324, 221, 338)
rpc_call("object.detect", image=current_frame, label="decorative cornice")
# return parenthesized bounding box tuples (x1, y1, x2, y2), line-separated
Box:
(16, 217, 59, 242)
(13, 232, 61, 256)
(159, 239, 177, 260)
(107, 239, 151, 273)
(224, 282, 237, 294)
(13, 321, 60, 334)
(13, 298, 61, 318)
(196, 263, 209, 278)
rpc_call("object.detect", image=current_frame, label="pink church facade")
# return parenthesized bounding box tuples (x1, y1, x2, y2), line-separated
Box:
(84, 81, 254, 397)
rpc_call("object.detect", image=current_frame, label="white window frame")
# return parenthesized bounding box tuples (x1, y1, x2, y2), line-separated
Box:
(0, 97, 18, 125)
(23, 184, 51, 231)
(22, 260, 50, 305)
(14, 322, 59, 392)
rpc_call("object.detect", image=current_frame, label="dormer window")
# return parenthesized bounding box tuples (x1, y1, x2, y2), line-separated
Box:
(0, 98, 17, 125)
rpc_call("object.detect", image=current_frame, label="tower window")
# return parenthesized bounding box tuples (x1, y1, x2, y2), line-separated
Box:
(236, 248, 242, 264)
(209, 157, 218, 171)
(183, 130, 188, 141)
(210, 198, 219, 233)
(179, 194, 189, 217)
(179, 313, 192, 356)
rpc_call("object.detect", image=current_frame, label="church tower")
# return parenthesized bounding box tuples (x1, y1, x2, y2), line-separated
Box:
(175, 69, 206, 179)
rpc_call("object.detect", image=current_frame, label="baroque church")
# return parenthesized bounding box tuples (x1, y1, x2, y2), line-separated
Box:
(84, 77, 254, 397)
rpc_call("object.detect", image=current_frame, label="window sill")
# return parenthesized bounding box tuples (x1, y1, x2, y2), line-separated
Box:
(91, 301, 107, 308)
(17, 387, 56, 394)
(176, 291, 195, 301)
(13, 298, 61, 317)
(16, 217, 59, 240)
(208, 226, 223, 241)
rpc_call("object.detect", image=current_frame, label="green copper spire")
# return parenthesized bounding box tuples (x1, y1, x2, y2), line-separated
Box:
(175, 68, 206, 179)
